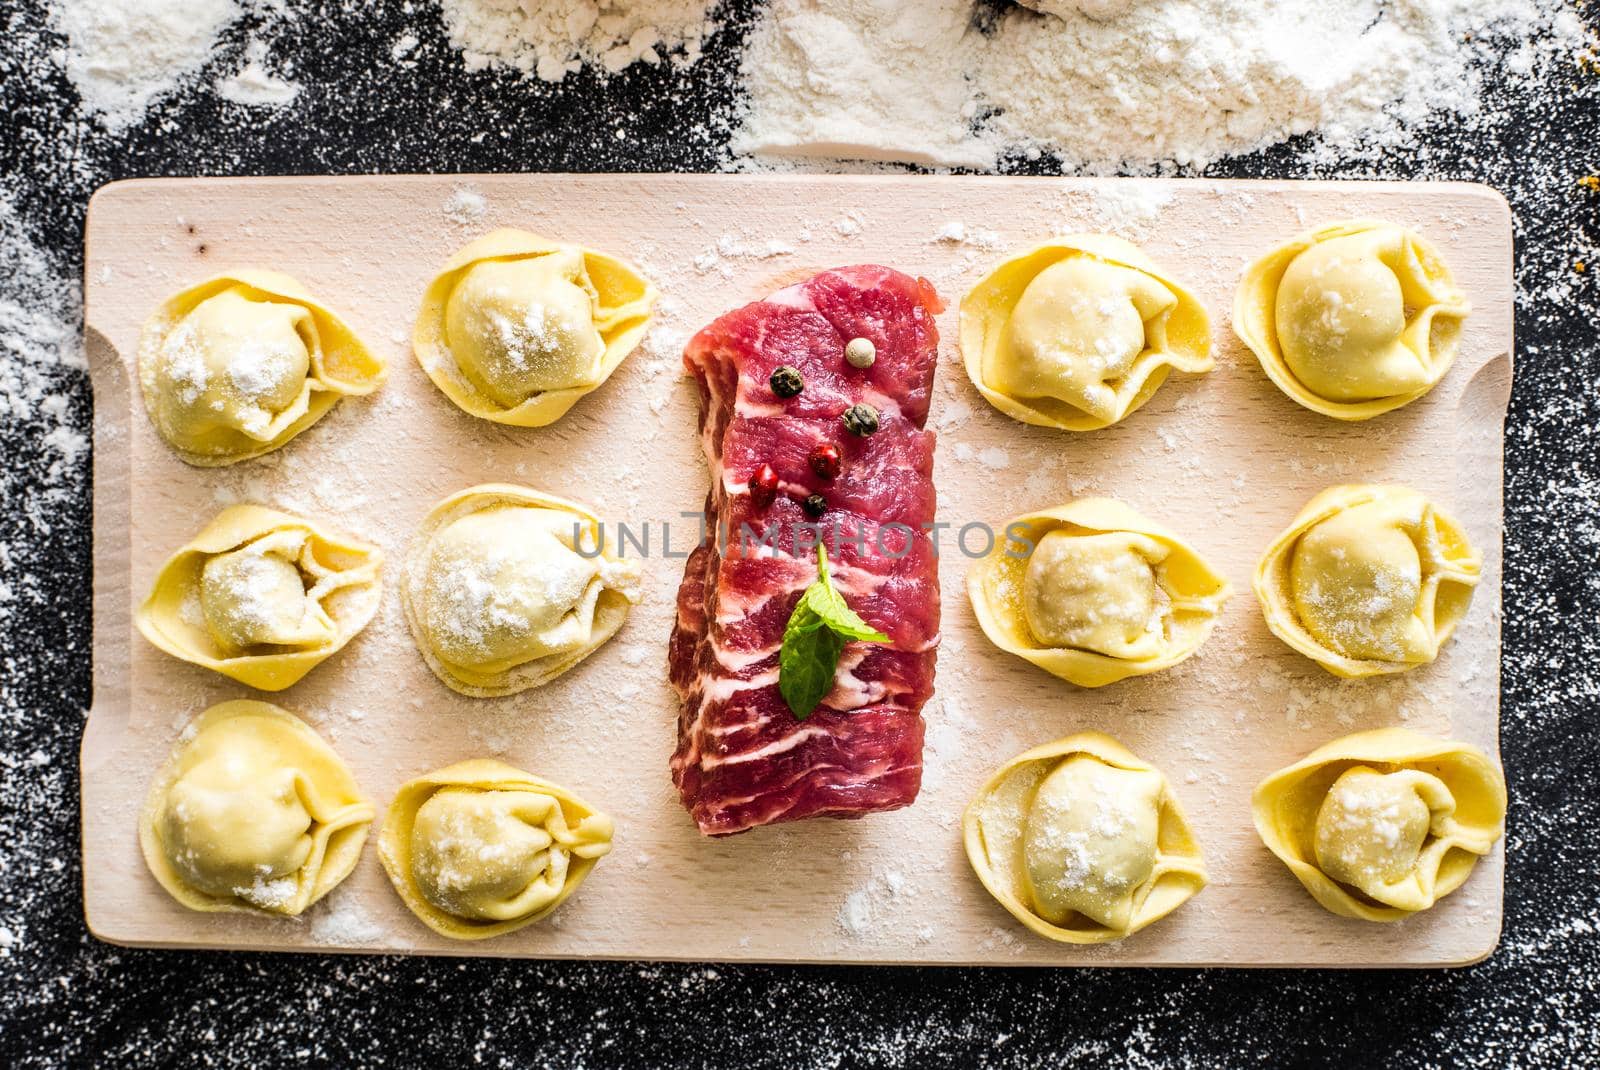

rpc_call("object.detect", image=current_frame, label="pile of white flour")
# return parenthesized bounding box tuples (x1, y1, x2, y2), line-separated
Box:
(50, 0, 244, 132)
(439, 0, 721, 82)
(42, 0, 1588, 170)
(732, 0, 1586, 170)
(50, 0, 298, 131)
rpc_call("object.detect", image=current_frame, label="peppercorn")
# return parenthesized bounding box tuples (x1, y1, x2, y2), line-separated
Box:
(841, 403, 880, 436)
(750, 463, 779, 505)
(809, 443, 842, 480)
(802, 494, 827, 518)
(844, 337, 876, 369)
(769, 365, 804, 398)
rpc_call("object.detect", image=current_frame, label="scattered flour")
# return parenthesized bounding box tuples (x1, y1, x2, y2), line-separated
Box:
(307, 893, 388, 947)
(444, 185, 490, 227)
(976, 447, 1010, 471)
(0, 195, 86, 487)
(42, 0, 1591, 178)
(0, 189, 90, 971)
(439, 0, 721, 83)
(50, 0, 245, 131)
(216, 38, 300, 107)
(735, 2, 984, 167)
(1061, 184, 1176, 239)
(929, 221, 1001, 249)
(734, 0, 1588, 171)
(920, 698, 976, 798)
(836, 867, 914, 939)
(838, 887, 874, 936)
(690, 232, 796, 277)
(50, 0, 304, 130)
(1020, 0, 1138, 18)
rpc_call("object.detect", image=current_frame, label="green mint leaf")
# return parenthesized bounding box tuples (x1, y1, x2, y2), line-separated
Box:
(804, 545, 891, 643)
(802, 573, 848, 618)
(807, 588, 890, 642)
(780, 603, 845, 720)
(778, 545, 892, 720)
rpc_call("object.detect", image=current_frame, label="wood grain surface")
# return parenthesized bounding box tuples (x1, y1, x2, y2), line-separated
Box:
(81, 174, 1512, 966)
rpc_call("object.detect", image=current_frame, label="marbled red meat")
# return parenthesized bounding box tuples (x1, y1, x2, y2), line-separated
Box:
(669, 265, 943, 836)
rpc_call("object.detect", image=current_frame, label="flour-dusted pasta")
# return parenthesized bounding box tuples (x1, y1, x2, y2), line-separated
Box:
(413, 229, 657, 426)
(135, 505, 383, 691)
(402, 484, 643, 697)
(1255, 484, 1480, 678)
(139, 700, 374, 916)
(138, 270, 385, 465)
(378, 759, 614, 940)
(960, 234, 1212, 431)
(1253, 728, 1506, 921)
(1234, 220, 1470, 420)
(965, 732, 1206, 943)
(967, 498, 1229, 687)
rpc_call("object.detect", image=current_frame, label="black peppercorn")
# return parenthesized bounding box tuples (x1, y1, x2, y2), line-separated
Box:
(802, 493, 827, 518)
(770, 365, 804, 398)
(841, 403, 879, 436)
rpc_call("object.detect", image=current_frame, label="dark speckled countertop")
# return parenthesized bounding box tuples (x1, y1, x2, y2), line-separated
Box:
(3, 2, 1599, 1066)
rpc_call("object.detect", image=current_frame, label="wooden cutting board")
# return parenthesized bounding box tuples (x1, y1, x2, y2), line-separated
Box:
(81, 174, 1512, 966)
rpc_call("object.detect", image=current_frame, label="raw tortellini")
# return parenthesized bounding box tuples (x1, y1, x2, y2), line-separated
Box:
(1253, 728, 1506, 921)
(964, 732, 1206, 943)
(402, 484, 644, 697)
(135, 505, 383, 691)
(1255, 485, 1480, 678)
(968, 498, 1230, 687)
(138, 270, 385, 465)
(378, 759, 614, 940)
(413, 229, 657, 426)
(1234, 220, 1470, 420)
(139, 700, 374, 916)
(961, 235, 1212, 431)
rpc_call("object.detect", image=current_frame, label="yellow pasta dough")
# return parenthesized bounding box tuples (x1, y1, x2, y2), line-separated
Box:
(1255, 485, 1480, 678)
(413, 229, 657, 426)
(139, 700, 374, 916)
(960, 234, 1212, 431)
(138, 270, 385, 465)
(402, 484, 643, 697)
(967, 498, 1230, 687)
(1234, 220, 1470, 420)
(1252, 728, 1506, 921)
(964, 732, 1206, 943)
(378, 759, 614, 940)
(136, 505, 383, 691)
